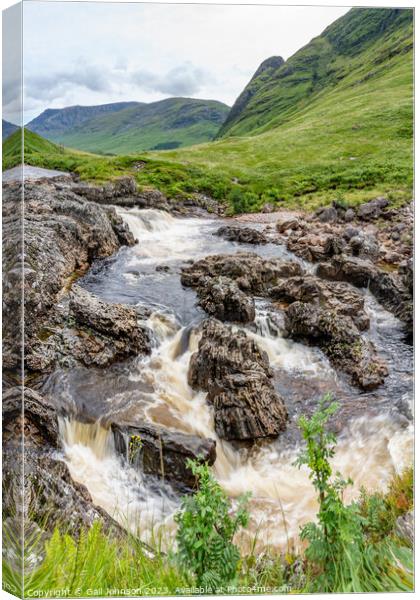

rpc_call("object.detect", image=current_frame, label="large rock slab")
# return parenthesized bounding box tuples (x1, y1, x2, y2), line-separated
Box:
(215, 225, 267, 245)
(284, 302, 388, 391)
(181, 252, 303, 296)
(2, 178, 135, 375)
(188, 319, 287, 441)
(112, 423, 216, 492)
(270, 275, 369, 331)
(195, 276, 255, 323)
(26, 285, 151, 372)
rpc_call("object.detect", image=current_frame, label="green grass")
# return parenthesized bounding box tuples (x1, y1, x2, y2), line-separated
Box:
(3, 8, 413, 214)
(2, 465, 413, 598)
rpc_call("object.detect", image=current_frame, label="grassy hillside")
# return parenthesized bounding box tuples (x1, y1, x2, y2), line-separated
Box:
(217, 8, 413, 138)
(4, 8, 413, 214)
(27, 98, 230, 155)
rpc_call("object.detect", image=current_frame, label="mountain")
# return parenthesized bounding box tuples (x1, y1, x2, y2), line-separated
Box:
(217, 7, 413, 138)
(27, 102, 140, 137)
(27, 98, 230, 154)
(2, 119, 19, 141)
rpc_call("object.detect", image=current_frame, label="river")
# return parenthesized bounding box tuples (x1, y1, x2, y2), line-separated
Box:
(42, 207, 413, 552)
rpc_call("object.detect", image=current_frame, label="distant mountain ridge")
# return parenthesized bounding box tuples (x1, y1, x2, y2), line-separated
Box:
(2, 119, 19, 141)
(217, 7, 413, 138)
(27, 97, 230, 154)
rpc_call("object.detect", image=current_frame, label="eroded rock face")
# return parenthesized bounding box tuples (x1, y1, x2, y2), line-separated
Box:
(195, 276, 256, 323)
(188, 319, 287, 441)
(181, 252, 303, 296)
(357, 197, 389, 221)
(316, 256, 413, 330)
(2, 179, 135, 375)
(316, 256, 377, 288)
(26, 285, 151, 372)
(112, 423, 216, 492)
(270, 276, 369, 331)
(284, 302, 388, 391)
(215, 225, 267, 245)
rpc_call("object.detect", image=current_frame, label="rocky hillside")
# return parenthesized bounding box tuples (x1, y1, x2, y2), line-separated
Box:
(217, 7, 413, 138)
(27, 97, 230, 154)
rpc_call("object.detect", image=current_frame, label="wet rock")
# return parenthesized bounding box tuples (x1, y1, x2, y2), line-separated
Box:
(27, 285, 151, 372)
(349, 234, 380, 261)
(215, 225, 267, 245)
(276, 216, 301, 233)
(2, 387, 119, 537)
(2, 179, 135, 375)
(316, 256, 377, 288)
(181, 252, 303, 296)
(314, 206, 338, 223)
(72, 175, 137, 203)
(188, 319, 287, 441)
(357, 197, 389, 221)
(317, 256, 412, 330)
(196, 276, 256, 323)
(112, 422, 216, 492)
(284, 302, 388, 390)
(270, 276, 369, 331)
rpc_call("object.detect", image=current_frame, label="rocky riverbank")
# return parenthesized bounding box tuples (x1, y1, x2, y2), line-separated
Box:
(2, 172, 413, 549)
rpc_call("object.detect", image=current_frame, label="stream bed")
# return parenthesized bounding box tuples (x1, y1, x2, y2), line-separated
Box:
(43, 208, 413, 552)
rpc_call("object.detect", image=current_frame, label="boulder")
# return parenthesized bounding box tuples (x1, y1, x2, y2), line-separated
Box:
(188, 319, 287, 441)
(270, 275, 369, 331)
(215, 225, 267, 245)
(195, 276, 256, 323)
(314, 206, 338, 223)
(112, 422, 216, 492)
(181, 252, 303, 296)
(349, 234, 380, 261)
(27, 285, 151, 372)
(357, 197, 389, 221)
(276, 216, 301, 233)
(344, 208, 356, 222)
(284, 302, 388, 390)
(316, 256, 377, 288)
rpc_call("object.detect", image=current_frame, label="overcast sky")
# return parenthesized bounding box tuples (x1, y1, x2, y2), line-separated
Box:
(3, 2, 349, 124)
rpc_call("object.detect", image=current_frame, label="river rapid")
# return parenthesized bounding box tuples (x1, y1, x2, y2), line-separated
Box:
(43, 208, 413, 553)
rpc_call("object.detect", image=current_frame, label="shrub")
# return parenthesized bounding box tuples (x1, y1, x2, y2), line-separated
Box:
(295, 395, 413, 592)
(174, 459, 250, 591)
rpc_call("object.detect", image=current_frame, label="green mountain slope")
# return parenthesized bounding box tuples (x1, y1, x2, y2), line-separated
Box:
(2, 119, 19, 141)
(27, 98, 230, 154)
(6, 8, 413, 214)
(217, 7, 413, 138)
(27, 102, 140, 137)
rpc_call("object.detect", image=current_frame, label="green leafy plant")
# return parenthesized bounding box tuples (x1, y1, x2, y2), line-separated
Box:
(295, 395, 413, 592)
(174, 459, 250, 591)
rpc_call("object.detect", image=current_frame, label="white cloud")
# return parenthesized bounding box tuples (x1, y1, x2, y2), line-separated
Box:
(11, 1, 349, 122)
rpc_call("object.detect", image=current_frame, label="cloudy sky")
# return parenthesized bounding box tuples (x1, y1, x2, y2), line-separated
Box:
(3, 1, 349, 124)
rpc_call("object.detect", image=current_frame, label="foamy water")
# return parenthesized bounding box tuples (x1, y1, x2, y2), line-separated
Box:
(59, 207, 413, 553)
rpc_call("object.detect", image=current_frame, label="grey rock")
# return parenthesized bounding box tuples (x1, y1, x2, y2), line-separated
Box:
(196, 276, 256, 323)
(181, 252, 303, 296)
(112, 422, 216, 492)
(284, 302, 388, 390)
(357, 197, 389, 221)
(215, 225, 267, 245)
(188, 319, 287, 441)
(395, 511, 413, 546)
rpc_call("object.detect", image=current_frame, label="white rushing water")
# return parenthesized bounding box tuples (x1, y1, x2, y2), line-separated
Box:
(60, 208, 414, 553)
